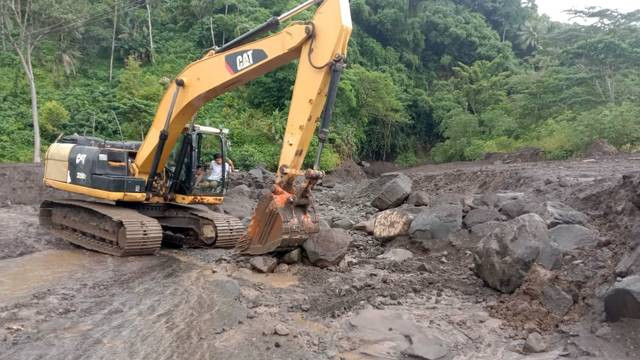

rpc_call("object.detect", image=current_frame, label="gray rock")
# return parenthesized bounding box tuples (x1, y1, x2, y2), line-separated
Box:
(332, 218, 354, 230)
(537, 242, 562, 270)
(542, 285, 573, 317)
(604, 275, 640, 321)
(354, 219, 374, 235)
(227, 184, 252, 197)
(248, 168, 263, 182)
(371, 173, 413, 210)
(374, 209, 414, 241)
(470, 221, 501, 239)
(274, 323, 290, 336)
(282, 248, 302, 264)
(473, 214, 550, 293)
(220, 194, 255, 220)
(407, 191, 430, 207)
(250, 256, 277, 273)
(549, 224, 598, 252)
(303, 228, 351, 268)
(409, 205, 462, 250)
(543, 201, 589, 228)
(615, 246, 640, 277)
(524, 332, 547, 353)
(377, 248, 414, 262)
(500, 198, 528, 219)
(400, 334, 449, 359)
(464, 207, 502, 227)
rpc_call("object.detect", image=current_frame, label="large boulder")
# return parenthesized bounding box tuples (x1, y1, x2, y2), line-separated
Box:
(463, 207, 502, 228)
(409, 204, 462, 250)
(473, 214, 550, 293)
(373, 209, 414, 241)
(303, 228, 352, 268)
(604, 275, 640, 321)
(548, 224, 598, 252)
(542, 201, 589, 228)
(470, 221, 502, 239)
(370, 173, 413, 210)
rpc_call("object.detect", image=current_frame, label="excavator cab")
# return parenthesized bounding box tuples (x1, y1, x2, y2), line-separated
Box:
(167, 125, 230, 198)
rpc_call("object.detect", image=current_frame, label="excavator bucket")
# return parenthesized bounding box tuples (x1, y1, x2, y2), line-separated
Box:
(237, 184, 320, 254)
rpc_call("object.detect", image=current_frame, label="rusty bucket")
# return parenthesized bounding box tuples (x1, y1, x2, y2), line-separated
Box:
(237, 184, 319, 254)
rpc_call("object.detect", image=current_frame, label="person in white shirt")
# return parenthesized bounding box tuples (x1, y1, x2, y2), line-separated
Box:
(207, 153, 233, 182)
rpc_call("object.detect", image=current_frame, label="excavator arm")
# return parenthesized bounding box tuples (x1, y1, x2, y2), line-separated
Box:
(134, 0, 351, 182)
(134, 0, 352, 253)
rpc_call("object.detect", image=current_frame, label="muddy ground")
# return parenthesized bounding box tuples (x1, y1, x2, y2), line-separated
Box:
(1, 158, 639, 359)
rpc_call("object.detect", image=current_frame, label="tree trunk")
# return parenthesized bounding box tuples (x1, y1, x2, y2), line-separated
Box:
(109, 1, 118, 83)
(209, 17, 216, 47)
(24, 52, 40, 163)
(146, 1, 155, 64)
(222, 3, 228, 45)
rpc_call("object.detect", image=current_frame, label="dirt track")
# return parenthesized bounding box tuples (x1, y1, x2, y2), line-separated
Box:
(1, 158, 639, 359)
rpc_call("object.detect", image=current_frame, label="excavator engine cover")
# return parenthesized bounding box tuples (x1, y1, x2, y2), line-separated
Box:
(238, 185, 319, 254)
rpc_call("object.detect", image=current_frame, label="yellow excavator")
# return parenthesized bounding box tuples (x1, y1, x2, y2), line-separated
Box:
(39, 0, 352, 256)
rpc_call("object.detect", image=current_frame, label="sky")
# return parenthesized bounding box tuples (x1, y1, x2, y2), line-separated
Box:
(535, 0, 639, 23)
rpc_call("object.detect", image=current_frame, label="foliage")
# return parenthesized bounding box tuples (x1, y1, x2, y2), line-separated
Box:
(1, 0, 639, 169)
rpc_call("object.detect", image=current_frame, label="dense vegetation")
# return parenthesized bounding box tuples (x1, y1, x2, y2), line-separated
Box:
(1, 0, 639, 169)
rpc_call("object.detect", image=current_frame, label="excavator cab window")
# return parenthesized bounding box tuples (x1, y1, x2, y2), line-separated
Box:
(167, 126, 229, 197)
(192, 131, 228, 196)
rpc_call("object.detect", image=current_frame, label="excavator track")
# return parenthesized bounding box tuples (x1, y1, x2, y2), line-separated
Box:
(40, 200, 163, 256)
(114, 202, 246, 249)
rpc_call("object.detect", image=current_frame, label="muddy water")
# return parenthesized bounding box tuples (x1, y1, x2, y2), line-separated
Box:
(0, 250, 91, 301)
(0, 251, 260, 360)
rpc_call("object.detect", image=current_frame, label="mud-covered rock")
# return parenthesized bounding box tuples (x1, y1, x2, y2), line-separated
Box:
(604, 275, 640, 321)
(542, 285, 574, 317)
(250, 256, 277, 273)
(377, 248, 413, 262)
(615, 246, 640, 277)
(409, 205, 462, 249)
(464, 207, 502, 228)
(370, 173, 413, 210)
(473, 214, 550, 293)
(407, 191, 430, 207)
(543, 201, 589, 228)
(374, 209, 414, 241)
(549, 224, 598, 252)
(303, 228, 351, 268)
